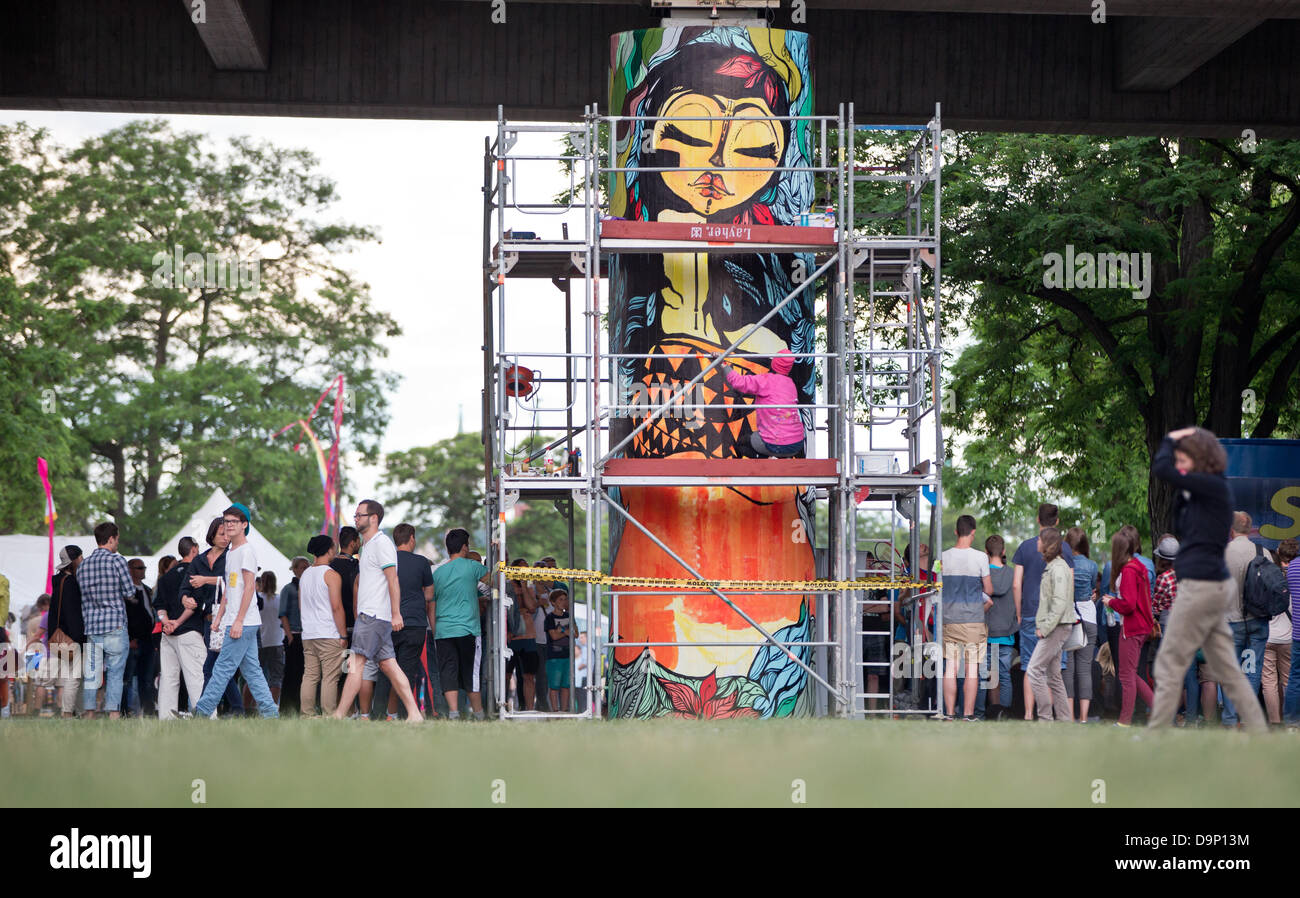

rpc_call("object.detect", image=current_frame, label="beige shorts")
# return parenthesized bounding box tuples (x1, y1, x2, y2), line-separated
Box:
(943, 622, 988, 666)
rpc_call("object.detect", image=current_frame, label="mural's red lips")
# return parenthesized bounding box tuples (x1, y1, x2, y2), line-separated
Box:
(691, 172, 732, 199)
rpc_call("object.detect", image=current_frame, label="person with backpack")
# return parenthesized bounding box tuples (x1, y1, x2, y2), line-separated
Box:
(1221, 512, 1276, 726)
(1147, 428, 1267, 733)
(1063, 527, 1099, 723)
(978, 535, 1016, 720)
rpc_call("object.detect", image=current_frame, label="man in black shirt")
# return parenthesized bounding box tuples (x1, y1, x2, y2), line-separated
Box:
(331, 527, 361, 636)
(331, 526, 361, 712)
(122, 558, 156, 716)
(156, 537, 207, 719)
(48, 547, 85, 717)
(279, 557, 310, 714)
(369, 523, 433, 719)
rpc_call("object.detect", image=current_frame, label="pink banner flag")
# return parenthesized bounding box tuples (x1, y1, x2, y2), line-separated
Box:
(37, 457, 55, 594)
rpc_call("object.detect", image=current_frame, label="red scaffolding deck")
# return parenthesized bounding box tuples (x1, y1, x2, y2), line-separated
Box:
(600, 218, 837, 253)
(601, 457, 839, 486)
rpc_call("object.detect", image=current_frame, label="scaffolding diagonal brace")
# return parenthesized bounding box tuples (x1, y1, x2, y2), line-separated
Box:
(598, 252, 838, 467)
(599, 492, 849, 708)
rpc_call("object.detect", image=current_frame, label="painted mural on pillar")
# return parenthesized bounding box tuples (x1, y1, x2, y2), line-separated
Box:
(606, 27, 818, 719)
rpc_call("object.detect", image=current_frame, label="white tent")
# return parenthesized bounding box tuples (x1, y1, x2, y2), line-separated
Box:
(150, 488, 296, 592)
(0, 488, 295, 621)
(0, 534, 97, 619)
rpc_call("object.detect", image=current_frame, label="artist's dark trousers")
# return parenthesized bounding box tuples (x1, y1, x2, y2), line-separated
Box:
(371, 627, 426, 718)
(281, 633, 304, 713)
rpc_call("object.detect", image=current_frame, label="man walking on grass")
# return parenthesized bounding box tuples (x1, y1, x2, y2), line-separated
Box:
(333, 500, 423, 722)
(194, 505, 279, 719)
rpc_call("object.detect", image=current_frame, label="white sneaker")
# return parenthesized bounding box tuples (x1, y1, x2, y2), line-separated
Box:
(176, 711, 193, 719)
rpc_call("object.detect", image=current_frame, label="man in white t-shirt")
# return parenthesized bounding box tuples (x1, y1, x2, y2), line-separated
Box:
(193, 504, 280, 719)
(938, 515, 993, 721)
(332, 499, 423, 722)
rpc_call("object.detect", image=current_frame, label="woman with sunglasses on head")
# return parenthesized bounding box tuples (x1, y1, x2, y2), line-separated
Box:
(179, 516, 243, 716)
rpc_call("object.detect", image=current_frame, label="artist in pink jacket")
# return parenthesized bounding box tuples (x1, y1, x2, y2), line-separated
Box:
(719, 348, 806, 458)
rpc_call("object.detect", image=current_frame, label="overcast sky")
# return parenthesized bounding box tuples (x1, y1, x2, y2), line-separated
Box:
(2, 111, 598, 520)
(3, 110, 950, 534)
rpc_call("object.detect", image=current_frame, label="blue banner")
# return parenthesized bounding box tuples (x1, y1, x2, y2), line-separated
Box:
(1221, 439, 1300, 547)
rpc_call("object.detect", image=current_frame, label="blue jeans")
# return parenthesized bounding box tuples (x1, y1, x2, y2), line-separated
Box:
(1183, 662, 1201, 719)
(84, 626, 128, 712)
(202, 631, 244, 714)
(972, 642, 1014, 716)
(195, 626, 278, 718)
(1019, 622, 1039, 671)
(122, 645, 139, 713)
(1283, 639, 1300, 725)
(1221, 618, 1268, 726)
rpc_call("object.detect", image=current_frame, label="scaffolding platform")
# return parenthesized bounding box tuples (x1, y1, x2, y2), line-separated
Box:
(599, 218, 837, 253)
(602, 457, 838, 486)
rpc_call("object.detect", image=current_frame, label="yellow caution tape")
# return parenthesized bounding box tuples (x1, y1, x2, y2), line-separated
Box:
(497, 563, 938, 591)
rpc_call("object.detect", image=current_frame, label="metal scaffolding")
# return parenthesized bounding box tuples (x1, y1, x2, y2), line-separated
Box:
(482, 102, 944, 720)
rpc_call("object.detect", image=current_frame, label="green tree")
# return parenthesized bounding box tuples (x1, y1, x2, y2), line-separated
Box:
(0, 125, 103, 532)
(935, 134, 1300, 541)
(1, 121, 399, 552)
(382, 431, 489, 537)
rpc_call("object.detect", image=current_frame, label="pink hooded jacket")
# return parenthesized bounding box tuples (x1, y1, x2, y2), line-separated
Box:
(724, 349, 804, 447)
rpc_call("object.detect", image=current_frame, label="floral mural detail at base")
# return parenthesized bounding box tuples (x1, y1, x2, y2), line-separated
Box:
(658, 670, 761, 719)
(607, 600, 814, 719)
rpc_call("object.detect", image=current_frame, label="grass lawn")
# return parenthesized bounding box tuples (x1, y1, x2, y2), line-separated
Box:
(2, 717, 1294, 807)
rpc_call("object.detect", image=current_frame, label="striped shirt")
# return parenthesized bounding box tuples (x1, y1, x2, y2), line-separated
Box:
(940, 546, 990, 625)
(1289, 563, 1300, 642)
(78, 546, 134, 636)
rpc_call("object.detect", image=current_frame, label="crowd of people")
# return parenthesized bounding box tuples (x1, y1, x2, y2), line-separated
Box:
(910, 427, 1298, 730)
(0, 499, 589, 721)
(3, 426, 1294, 729)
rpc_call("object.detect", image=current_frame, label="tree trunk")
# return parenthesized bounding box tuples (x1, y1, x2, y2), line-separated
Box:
(1142, 141, 1214, 541)
(143, 311, 172, 510)
(92, 440, 127, 522)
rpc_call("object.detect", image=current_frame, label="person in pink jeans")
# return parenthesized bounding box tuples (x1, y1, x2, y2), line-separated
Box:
(1103, 531, 1156, 726)
(719, 348, 805, 458)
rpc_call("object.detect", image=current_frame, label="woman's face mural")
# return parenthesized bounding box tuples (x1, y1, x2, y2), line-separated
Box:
(605, 28, 820, 720)
(653, 89, 786, 219)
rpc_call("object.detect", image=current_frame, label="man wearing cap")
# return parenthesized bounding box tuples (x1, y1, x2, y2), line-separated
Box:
(79, 522, 137, 719)
(48, 546, 85, 717)
(156, 537, 207, 719)
(193, 504, 279, 719)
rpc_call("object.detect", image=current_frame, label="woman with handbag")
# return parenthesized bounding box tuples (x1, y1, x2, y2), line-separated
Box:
(1024, 527, 1075, 721)
(180, 517, 242, 716)
(1063, 528, 1099, 722)
(48, 546, 85, 717)
(1103, 530, 1156, 726)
